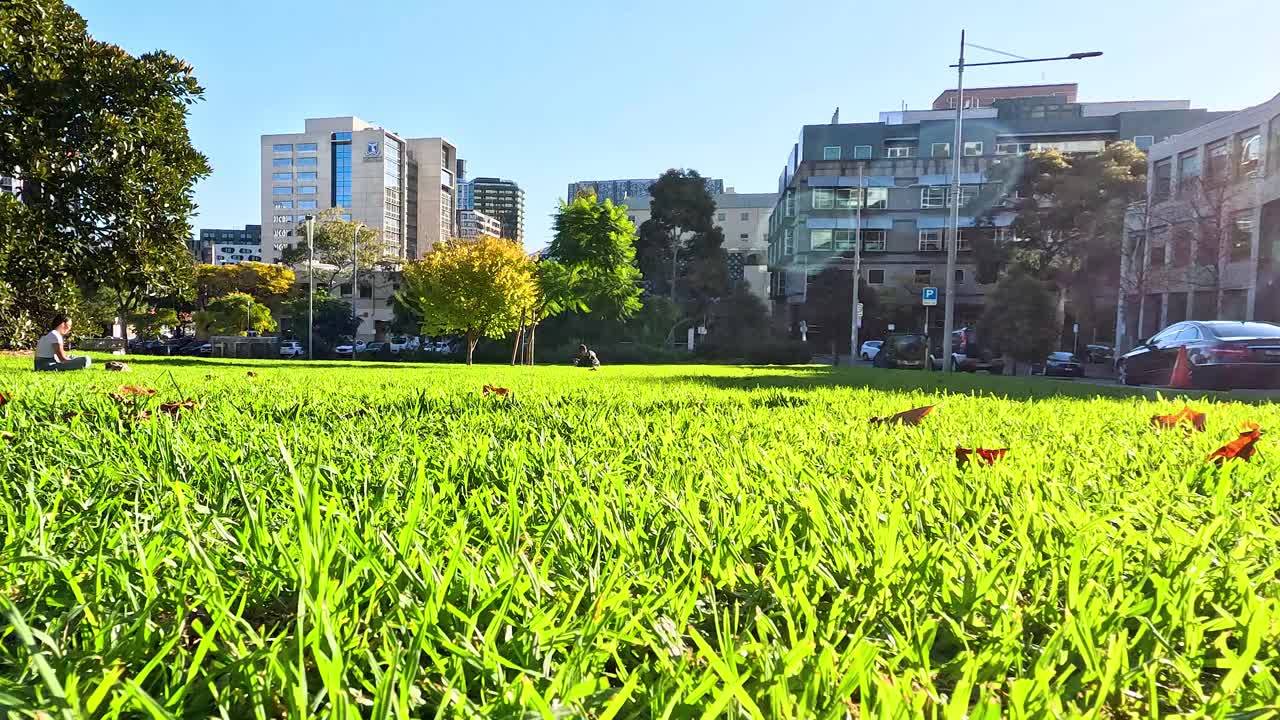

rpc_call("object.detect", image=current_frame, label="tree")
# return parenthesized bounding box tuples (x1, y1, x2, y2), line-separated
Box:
(0, 0, 210, 347)
(634, 170, 727, 306)
(701, 287, 771, 356)
(396, 237, 536, 365)
(194, 262, 295, 309)
(133, 308, 179, 339)
(194, 292, 276, 337)
(279, 208, 387, 291)
(801, 254, 881, 353)
(546, 193, 643, 318)
(284, 291, 357, 356)
(979, 269, 1058, 373)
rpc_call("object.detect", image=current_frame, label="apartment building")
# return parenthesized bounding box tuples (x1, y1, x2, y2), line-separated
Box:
(567, 177, 725, 206)
(470, 177, 525, 244)
(260, 116, 457, 264)
(1119, 91, 1280, 349)
(191, 225, 262, 265)
(458, 209, 503, 238)
(623, 190, 776, 304)
(766, 85, 1232, 333)
(0, 175, 21, 198)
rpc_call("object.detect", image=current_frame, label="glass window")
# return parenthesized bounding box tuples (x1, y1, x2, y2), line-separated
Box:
(955, 269, 964, 284)
(836, 188, 859, 209)
(886, 145, 914, 158)
(812, 189, 835, 209)
(919, 230, 944, 251)
(296, 172, 317, 181)
(298, 186, 317, 194)
(271, 186, 291, 195)
(864, 187, 887, 209)
(273, 215, 292, 223)
(823, 146, 841, 161)
(739, 233, 749, 240)
(272, 158, 291, 167)
(862, 230, 886, 252)
(1170, 225, 1192, 266)
(921, 187, 946, 209)
(298, 200, 317, 209)
(332, 132, 352, 141)
(1133, 135, 1155, 152)
(1206, 322, 1280, 339)
(784, 190, 795, 217)
(1177, 150, 1200, 194)
(1236, 129, 1261, 178)
(914, 269, 932, 285)
(273, 200, 293, 209)
(853, 145, 872, 160)
(810, 229, 833, 251)
(931, 143, 950, 158)
(717, 212, 726, 221)
(272, 172, 292, 182)
(740, 212, 750, 221)
(1206, 139, 1230, 179)
(783, 228, 794, 255)
(1269, 116, 1280, 176)
(1149, 236, 1165, 266)
(296, 156, 318, 167)
(1153, 159, 1173, 202)
(1230, 212, 1254, 261)
(296, 143, 318, 153)
(272, 143, 292, 153)
(963, 141, 983, 156)
(868, 269, 885, 284)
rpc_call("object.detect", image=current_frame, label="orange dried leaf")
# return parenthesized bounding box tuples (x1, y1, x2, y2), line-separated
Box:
(483, 385, 511, 397)
(870, 405, 934, 426)
(1207, 422, 1263, 465)
(159, 399, 198, 417)
(1151, 406, 1206, 433)
(0, 392, 9, 407)
(111, 385, 156, 402)
(246, 371, 258, 378)
(956, 447, 1009, 467)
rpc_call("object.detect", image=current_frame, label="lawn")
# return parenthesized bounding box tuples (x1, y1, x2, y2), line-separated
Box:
(1, 357, 1278, 718)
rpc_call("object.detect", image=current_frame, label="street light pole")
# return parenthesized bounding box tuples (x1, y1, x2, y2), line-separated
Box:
(940, 34, 1102, 371)
(306, 216, 315, 361)
(351, 222, 363, 335)
(849, 161, 864, 363)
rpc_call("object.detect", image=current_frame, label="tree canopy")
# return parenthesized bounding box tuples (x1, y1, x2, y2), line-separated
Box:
(633, 169, 727, 312)
(280, 208, 389, 291)
(195, 262, 296, 308)
(979, 269, 1059, 366)
(396, 237, 536, 365)
(194, 292, 276, 337)
(546, 193, 643, 320)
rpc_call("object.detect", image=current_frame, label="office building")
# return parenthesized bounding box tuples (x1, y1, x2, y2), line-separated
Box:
(0, 175, 21, 198)
(458, 209, 503, 238)
(470, 177, 525, 244)
(1119, 91, 1280, 349)
(932, 83, 1078, 111)
(566, 177, 725, 206)
(192, 225, 263, 265)
(624, 190, 776, 304)
(766, 84, 1233, 334)
(457, 180, 474, 211)
(260, 116, 457, 264)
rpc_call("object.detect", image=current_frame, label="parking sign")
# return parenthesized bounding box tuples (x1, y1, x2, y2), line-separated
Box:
(922, 287, 938, 306)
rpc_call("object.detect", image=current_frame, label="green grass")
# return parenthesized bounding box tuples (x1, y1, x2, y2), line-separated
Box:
(1, 356, 1278, 718)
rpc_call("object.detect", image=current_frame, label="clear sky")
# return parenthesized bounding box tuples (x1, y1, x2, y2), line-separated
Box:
(71, 0, 1277, 251)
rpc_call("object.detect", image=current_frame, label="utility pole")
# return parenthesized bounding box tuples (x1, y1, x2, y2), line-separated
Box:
(306, 216, 315, 361)
(849, 161, 864, 363)
(942, 30, 965, 372)
(351, 222, 363, 336)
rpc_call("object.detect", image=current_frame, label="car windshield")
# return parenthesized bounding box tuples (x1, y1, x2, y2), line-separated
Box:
(1048, 352, 1075, 361)
(1205, 322, 1280, 340)
(869, 341, 882, 347)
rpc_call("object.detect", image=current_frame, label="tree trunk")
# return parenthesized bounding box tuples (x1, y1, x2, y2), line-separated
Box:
(526, 323, 537, 366)
(1054, 285, 1068, 350)
(511, 311, 526, 365)
(466, 330, 477, 366)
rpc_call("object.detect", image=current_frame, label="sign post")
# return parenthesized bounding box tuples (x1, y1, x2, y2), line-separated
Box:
(922, 286, 938, 334)
(1073, 323, 1080, 357)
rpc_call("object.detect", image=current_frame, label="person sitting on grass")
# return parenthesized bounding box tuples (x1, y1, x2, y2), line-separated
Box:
(574, 343, 600, 370)
(34, 314, 92, 372)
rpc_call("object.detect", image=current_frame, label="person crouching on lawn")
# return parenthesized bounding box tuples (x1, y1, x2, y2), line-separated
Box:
(574, 343, 600, 370)
(34, 314, 92, 372)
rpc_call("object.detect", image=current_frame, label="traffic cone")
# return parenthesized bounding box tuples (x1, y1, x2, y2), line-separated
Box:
(1169, 345, 1193, 389)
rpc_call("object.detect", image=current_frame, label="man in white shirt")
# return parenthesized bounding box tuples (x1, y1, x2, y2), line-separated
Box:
(34, 314, 92, 372)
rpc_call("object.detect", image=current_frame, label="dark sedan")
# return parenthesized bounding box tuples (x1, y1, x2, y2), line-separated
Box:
(1117, 321, 1280, 389)
(1084, 344, 1114, 364)
(1033, 352, 1085, 378)
(872, 333, 930, 370)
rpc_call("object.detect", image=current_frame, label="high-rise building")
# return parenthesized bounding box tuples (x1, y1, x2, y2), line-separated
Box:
(567, 177, 725, 206)
(0, 175, 21, 198)
(191, 225, 263, 265)
(458, 209, 503, 239)
(260, 117, 457, 264)
(470, 177, 525, 244)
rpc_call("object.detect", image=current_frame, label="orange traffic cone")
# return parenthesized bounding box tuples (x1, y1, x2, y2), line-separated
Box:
(1169, 345, 1193, 389)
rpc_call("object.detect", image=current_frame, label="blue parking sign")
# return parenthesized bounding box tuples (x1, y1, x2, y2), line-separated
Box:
(922, 287, 938, 306)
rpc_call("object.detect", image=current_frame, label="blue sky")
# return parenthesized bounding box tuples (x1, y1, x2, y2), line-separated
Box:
(72, 0, 1276, 250)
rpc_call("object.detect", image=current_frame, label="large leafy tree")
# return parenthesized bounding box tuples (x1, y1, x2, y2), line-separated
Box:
(801, 254, 881, 352)
(194, 262, 296, 309)
(280, 208, 388, 292)
(396, 237, 536, 365)
(284, 291, 357, 355)
(634, 169, 727, 305)
(0, 0, 210, 347)
(979, 269, 1059, 372)
(194, 292, 276, 337)
(546, 192, 643, 318)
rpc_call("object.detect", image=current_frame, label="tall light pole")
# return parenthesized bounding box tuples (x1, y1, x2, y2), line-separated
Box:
(305, 216, 315, 361)
(940, 32, 1101, 371)
(351, 222, 363, 334)
(849, 161, 864, 362)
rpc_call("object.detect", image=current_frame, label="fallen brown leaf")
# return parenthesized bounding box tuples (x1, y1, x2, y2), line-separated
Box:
(1207, 422, 1264, 465)
(159, 399, 198, 417)
(1151, 406, 1206, 433)
(246, 371, 258, 378)
(483, 385, 511, 397)
(870, 405, 935, 426)
(104, 361, 130, 372)
(956, 447, 1009, 467)
(0, 392, 9, 407)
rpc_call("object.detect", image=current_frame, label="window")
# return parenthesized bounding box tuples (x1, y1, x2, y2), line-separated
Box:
(271, 186, 291, 195)
(957, 230, 973, 251)
(272, 172, 292, 182)
(1133, 135, 1155, 152)
(1236, 129, 1261, 178)
(272, 143, 292, 153)
(997, 142, 1031, 156)
(835, 188, 858, 209)
(1177, 150, 1200, 194)
(921, 187, 947, 209)
(1153, 159, 1173, 202)
(1229, 212, 1254, 261)
(339, 283, 352, 297)
(273, 200, 293, 209)
(1206, 139, 1230, 180)
(1269, 116, 1280, 176)
(272, 215, 292, 223)
(739, 233, 749, 240)
(955, 269, 964, 284)
(296, 156, 318, 167)
(740, 212, 750, 221)
(783, 228, 794, 255)
(853, 145, 873, 160)
(862, 230, 886, 252)
(332, 132, 352, 141)
(886, 145, 914, 158)
(812, 189, 835, 209)
(823, 146, 841, 160)
(810, 229, 833, 251)
(931, 143, 951, 158)
(784, 190, 795, 217)
(868, 269, 885, 284)
(919, 230, 944, 251)
(717, 212, 726, 221)
(864, 187, 888, 209)
(914, 269, 932, 285)
(298, 200, 317, 209)
(298, 186, 317, 194)
(963, 141, 983, 157)
(1170, 225, 1192, 266)
(272, 158, 291, 168)
(296, 143, 318, 153)
(1149, 237, 1165, 266)
(628, 215, 635, 223)
(1196, 231, 1217, 267)
(296, 172, 317, 181)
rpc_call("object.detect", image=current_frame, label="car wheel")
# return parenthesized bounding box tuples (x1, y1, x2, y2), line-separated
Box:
(860, 353, 869, 361)
(1118, 361, 1137, 386)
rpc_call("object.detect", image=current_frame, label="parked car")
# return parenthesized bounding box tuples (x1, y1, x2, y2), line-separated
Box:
(859, 340, 883, 361)
(873, 334, 930, 370)
(334, 340, 367, 357)
(1117, 321, 1280, 389)
(404, 336, 421, 351)
(363, 341, 387, 355)
(175, 340, 209, 356)
(1084, 343, 1114, 364)
(279, 340, 305, 359)
(1033, 351, 1085, 378)
(930, 326, 1004, 373)
(389, 336, 409, 353)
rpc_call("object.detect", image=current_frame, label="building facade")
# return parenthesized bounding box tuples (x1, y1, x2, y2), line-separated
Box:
(567, 177, 725, 206)
(932, 83, 1077, 110)
(192, 225, 263, 265)
(260, 117, 457, 264)
(1119, 91, 1280, 349)
(0, 175, 21, 198)
(767, 87, 1232, 335)
(458, 209, 503, 238)
(623, 190, 776, 304)
(470, 177, 525, 244)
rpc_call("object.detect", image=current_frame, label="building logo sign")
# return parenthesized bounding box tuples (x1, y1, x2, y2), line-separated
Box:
(364, 141, 381, 159)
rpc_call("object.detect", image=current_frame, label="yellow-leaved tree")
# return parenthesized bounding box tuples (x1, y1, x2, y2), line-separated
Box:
(397, 237, 536, 365)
